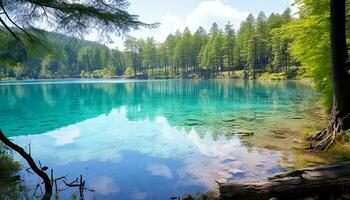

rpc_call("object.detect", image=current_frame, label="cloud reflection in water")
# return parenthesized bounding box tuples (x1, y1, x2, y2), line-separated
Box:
(13, 106, 284, 198)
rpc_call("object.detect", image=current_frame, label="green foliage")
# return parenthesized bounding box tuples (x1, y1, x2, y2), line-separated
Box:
(0, 0, 157, 43)
(0, 144, 21, 177)
(0, 143, 23, 200)
(113, 14, 297, 79)
(258, 72, 288, 80)
(124, 66, 134, 77)
(0, 31, 126, 80)
(13, 63, 26, 78)
(0, 0, 158, 80)
(277, 0, 333, 109)
(143, 37, 158, 73)
(0, 6, 308, 82)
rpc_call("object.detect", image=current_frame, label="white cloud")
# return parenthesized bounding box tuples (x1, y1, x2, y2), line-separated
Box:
(48, 126, 80, 146)
(179, 0, 248, 32)
(92, 176, 120, 195)
(146, 164, 173, 179)
(113, 0, 248, 49)
(133, 191, 148, 200)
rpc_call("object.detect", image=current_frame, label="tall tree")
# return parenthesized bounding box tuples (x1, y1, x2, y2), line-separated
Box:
(245, 14, 257, 79)
(256, 11, 268, 71)
(124, 36, 143, 76)
(311, 0, 350, 150)
(143, 37, 158, 77)
(192, 26, 208, 74)
(164, 34, 176, 74)
(210, 22, 220, 35)
(223, 22, 236, 72)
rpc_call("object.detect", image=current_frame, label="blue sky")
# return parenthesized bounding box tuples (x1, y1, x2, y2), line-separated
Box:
(89, 0, 295, 49)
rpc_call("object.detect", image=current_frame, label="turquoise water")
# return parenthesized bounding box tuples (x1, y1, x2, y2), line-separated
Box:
(0, 79, 319, 199)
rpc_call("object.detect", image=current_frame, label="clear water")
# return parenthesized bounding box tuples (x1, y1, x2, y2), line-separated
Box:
(0, 79, 319, 199)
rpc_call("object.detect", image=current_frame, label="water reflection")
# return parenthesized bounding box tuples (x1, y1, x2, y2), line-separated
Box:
(12, 107, 284, 199)
(0, 80, 320, 199)
(0, 80, 317, 136)
(146, 164, 174, 179)
(93, 176, 120, 196)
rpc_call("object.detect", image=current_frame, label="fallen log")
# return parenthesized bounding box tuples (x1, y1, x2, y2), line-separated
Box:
(219, 161, 350, 200)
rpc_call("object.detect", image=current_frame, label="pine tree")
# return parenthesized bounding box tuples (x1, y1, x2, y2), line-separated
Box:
(223, 22, 236, 74)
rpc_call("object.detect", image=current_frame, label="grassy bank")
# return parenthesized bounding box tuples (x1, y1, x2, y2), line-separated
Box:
(0, 144, 24, 199)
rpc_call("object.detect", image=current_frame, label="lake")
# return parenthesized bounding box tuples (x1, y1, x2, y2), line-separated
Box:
(0, 79, 323, 199)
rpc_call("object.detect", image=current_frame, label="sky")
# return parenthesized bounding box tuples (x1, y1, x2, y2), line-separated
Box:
(86, 0, 297, 50)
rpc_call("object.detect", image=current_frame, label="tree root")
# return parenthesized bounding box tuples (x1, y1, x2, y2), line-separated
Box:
(307, 106, 350, 151)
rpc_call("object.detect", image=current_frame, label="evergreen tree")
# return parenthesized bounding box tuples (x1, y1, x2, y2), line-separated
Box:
(223, 22, 236, 72)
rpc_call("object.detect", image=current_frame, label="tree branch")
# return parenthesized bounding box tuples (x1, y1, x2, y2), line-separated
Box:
(0, 16, 26, 57)
(0, 17, 23, 45)
(0, 129, 52, 200)
(0, 0, 34, 41)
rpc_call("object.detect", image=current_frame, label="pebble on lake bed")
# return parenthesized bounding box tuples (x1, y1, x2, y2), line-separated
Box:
(225, 130, 254, 136)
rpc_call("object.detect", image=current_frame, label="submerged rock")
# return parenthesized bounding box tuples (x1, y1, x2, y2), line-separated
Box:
(226, 168, 245, 176)
(237, 116, 256, 121)
(288, 116, 304, 119)
(226, 130, 254, 136)
(273, 135, 287, 139)
(216, 178, 229, 184)
(201, 191, 220, 200)
(223, 158, 237, 163)
(293, 139, 302, 143)
(182, 193, 194, 200)
(222, 118, 236, 122)
(264, 145, 280, 150)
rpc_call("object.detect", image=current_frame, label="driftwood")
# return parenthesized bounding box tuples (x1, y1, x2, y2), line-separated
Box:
(0, 130, 96, 199)
(0, 129, 52, 199)
(219, 161, 350, 200)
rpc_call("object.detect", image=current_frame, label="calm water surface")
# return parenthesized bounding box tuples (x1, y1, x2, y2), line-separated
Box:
(0, 79, 319, 199)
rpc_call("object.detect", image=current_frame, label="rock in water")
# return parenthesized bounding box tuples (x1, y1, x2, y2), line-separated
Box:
(182, 193, 193, 200)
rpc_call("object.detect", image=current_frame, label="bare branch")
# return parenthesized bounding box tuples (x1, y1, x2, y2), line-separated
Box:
(0, 129, 52, 199)
(0, 0, 34, 40)
(0, 17, 24, 45)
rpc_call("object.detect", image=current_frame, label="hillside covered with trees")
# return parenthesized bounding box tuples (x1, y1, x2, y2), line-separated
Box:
(0, 31, 126, 79)
(0, 8, 297, 80)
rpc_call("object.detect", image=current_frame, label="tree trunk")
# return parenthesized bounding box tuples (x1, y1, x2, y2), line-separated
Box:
(309, 0, 350, 151)
(330, 0, 350, 129)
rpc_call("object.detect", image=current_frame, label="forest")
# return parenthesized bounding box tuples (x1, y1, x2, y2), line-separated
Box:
(1, 8, 296, 80)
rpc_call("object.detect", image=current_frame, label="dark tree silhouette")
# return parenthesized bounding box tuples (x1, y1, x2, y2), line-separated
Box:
(0, 0, 158, 47)
(310, 0, 350, 150)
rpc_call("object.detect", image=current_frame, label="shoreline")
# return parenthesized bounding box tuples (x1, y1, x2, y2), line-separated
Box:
(0, 77, 312, 82)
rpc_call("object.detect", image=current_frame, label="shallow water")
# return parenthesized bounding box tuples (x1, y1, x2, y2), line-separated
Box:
(0, 79, 320, 199)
